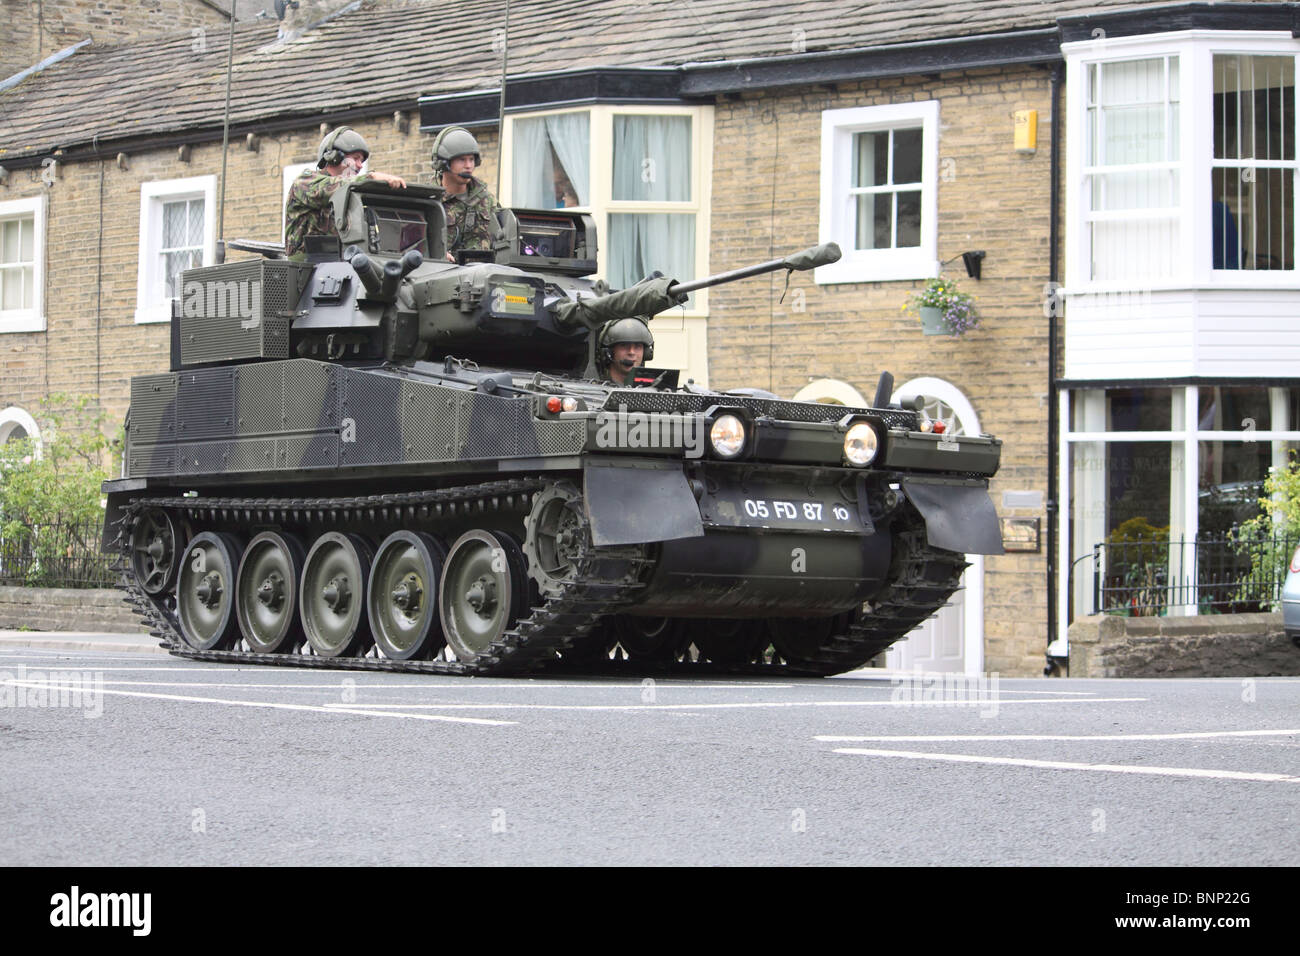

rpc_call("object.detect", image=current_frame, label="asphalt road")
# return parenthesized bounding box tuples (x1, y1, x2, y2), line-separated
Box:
(1, 640, 1296, 866)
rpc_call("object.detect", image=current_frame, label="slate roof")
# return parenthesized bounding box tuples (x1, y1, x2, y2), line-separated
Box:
(0, 0, 1286, 162)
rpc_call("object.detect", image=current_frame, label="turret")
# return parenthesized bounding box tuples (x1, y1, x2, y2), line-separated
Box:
(172, 181, 840, 379)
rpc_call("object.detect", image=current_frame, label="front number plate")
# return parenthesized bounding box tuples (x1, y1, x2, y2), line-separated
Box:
(699, 483, 864, 533)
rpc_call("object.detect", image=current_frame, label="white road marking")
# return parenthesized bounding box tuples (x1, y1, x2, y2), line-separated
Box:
(322, 696, 1146, 712)
(0, 679, 515, 726)
(817, 729, 1300, 742)
(3, 676, 794, 692)
(832, 747, 1300, 783)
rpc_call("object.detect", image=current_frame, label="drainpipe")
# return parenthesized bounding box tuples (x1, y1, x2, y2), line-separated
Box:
(1045, 61, 1063, 675)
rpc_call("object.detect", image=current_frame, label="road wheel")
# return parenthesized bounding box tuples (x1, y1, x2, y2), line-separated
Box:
(769, 613, 851, 665)
(369, 531, 447, 661)
(300, 532, 374, 658)
(236, 531, 306, 654)
(176, 532, 243, 651)
(689, 619, 770, 665)
(440, 530, 528, 663)
(614, 616, 688, 662)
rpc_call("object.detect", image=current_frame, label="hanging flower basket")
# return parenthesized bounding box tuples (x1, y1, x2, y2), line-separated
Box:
(918, 305, 947, 336)
(905, 277, 980, 337)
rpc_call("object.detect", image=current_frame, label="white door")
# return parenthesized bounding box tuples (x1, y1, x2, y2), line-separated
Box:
(886, 380, 984, 675)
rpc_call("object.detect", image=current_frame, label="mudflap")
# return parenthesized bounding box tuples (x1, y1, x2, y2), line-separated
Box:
(101, 478, 149, 552)
(584, 459, 704, 547)
(901, 477, 1004, 555)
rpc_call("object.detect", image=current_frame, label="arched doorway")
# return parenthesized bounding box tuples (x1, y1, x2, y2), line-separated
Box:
(0, 406, 40, 454)
(888, 377, 986, 676)
(792, 378, 869, 407)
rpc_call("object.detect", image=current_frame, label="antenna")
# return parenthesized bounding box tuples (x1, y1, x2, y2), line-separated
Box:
(216, 0, 237, 263)
(495, 0, 509, 197)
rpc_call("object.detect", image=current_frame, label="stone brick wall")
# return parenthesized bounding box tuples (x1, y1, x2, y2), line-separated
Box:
(0, 585, 148, 632)
(1069, 613, 1300, 677)
(708, 66, 1057, 676)
(0, 0, 229, 79)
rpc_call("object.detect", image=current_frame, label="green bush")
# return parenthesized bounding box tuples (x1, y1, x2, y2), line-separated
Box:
(0, 394, 117, 586)
(1236, 454, 1300, 610)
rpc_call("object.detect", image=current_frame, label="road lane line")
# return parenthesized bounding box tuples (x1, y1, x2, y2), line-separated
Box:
(12, 678, 795, 692)
(0, 679, 515, 726)
(817, 729, 1300, 742)
(321, 696, 1147, 712)
(831, 747, 1300, 783)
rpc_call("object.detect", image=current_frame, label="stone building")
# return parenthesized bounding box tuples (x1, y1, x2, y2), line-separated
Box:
(2, 0, 1295, 675)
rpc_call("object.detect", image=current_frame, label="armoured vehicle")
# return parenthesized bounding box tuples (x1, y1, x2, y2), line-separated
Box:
(104, 181, 1004, 676)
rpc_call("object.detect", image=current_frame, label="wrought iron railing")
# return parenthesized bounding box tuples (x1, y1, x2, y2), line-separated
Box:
(0, 518, 115, 589)
(1089, 532, 1298, 616)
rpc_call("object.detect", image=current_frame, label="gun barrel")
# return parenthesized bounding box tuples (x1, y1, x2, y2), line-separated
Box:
(669, 242, 841, 296)
(668, 260, 785, 297)
(549, 242, 841, 330)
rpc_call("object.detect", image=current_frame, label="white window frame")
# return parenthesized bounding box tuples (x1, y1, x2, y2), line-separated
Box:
(1064, 30, 1300, 293)
(0, 194, 47, 334)
(816, 101, 939, 285)
(500, 103, 714, 316)
(135, 175, 216, 324)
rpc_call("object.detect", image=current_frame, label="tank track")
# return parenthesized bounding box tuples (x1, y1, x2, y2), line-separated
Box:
(551, 518, 968, 678)
(112, 479, 650, 676)
(111, 482, 966, 678)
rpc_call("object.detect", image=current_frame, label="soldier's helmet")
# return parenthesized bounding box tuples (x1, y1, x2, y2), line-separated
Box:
(317, 127, 370, 168)
(432, 126, 483, 173)
(597, 316, 655, 375)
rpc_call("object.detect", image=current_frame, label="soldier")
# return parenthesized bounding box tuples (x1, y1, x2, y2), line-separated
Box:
(597, 317, 655, 385)
(433, 126, 502, 259)
(284, 126, 407, 260)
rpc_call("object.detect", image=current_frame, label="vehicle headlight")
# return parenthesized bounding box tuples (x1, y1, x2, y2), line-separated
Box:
(710, 414, 746, 459)
(844, 422, 878, 466)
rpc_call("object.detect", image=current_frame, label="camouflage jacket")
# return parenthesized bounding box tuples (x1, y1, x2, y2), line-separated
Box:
(284, 167, 372, 259)
(442, 177, 502, 253)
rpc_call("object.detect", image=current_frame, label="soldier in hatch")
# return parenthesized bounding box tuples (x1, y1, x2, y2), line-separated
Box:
(284, 126, 408, 260)
(433, 126, 503, 259)
(597, 316, 655, 385)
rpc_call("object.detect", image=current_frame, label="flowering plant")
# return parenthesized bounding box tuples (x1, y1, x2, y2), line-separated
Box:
(904, 276, 980, 336)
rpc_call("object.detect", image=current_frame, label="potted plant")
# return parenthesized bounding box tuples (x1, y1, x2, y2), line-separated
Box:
(905, 276, 980, 337)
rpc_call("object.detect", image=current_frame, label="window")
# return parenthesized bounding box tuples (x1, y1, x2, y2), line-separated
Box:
(502, 105, 712, 312)
(512, 113, 590, 209)
(135, 176, 216, 324)
(1062, 384, 1300, 620)
(817, 102, 939, 284)
(0, 195, 46, 334)
(1084, 56, 1182, 281)
(1065, 32, 1300, 289)
(1212, 54, 1295, 270)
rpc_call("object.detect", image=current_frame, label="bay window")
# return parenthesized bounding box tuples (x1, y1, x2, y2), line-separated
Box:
(502, 105, 711, 313)
(1066, 32, 1300, 289)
